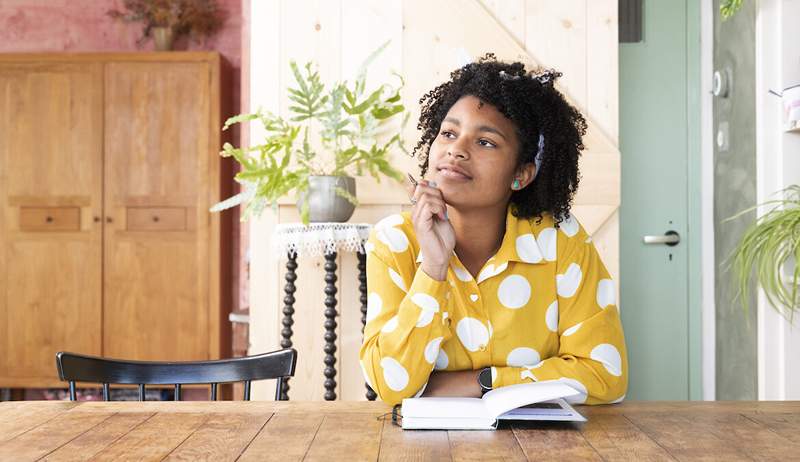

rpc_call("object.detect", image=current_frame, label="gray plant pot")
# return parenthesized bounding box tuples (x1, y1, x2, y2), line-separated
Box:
(152, 27, 175, 51)
(296, 175, 357, 223)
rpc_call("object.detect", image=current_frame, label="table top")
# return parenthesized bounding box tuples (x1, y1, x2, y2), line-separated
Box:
(1, 400, 799, 461)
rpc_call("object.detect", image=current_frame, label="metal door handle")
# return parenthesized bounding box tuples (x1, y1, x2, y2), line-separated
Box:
(643, 230, 680, 246)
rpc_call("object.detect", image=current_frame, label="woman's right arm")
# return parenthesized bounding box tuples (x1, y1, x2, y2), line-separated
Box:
(360, 180, 458, 405)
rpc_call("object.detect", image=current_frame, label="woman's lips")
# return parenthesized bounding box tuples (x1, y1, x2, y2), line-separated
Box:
(437, 168, 472, 181)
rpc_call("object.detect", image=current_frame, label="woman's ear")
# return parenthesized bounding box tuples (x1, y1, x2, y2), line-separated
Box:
(513, 163, 537, 189)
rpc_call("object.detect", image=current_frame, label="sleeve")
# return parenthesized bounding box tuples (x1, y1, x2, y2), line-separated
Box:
(491, 235, 628, 405)
(359, 228, 454, 406)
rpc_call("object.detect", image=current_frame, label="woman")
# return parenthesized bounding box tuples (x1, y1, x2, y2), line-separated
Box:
(360, 54, 627, 406)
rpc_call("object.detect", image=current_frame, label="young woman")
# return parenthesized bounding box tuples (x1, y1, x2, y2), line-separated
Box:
(360, 54, 627, 406)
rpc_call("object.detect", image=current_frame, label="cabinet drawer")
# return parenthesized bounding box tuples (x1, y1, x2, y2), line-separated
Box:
(19, 207, 81, 231)
(126, 207, 187, 231)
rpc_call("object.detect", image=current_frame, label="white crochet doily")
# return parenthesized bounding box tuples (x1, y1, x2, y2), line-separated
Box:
(271, 222, 373, 258)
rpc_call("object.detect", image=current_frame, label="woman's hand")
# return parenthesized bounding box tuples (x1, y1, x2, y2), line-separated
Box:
(421, 370, 483, 398)
(408, 179, 456, 280)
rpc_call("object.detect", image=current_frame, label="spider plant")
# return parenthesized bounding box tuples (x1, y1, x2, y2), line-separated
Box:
(723, 185, 800, 323)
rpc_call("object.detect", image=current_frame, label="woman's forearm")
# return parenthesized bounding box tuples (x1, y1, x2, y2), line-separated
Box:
(421, 370, 483, 398)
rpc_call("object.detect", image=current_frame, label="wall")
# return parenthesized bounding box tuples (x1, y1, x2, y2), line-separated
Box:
(0, 0, 247, 320)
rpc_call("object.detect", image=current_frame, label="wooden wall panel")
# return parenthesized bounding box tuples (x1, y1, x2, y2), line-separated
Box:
(248, 0, 620, 401)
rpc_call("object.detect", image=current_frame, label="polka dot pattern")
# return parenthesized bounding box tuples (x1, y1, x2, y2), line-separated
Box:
(366, 293, 382, 323)
(497, 274, 531, 309)
(563, 322, 583, 336)
(377, 227, 409, 253)
(380, 357, 409, 392)
(596, 279, 616, 308)
(388, 268, 407, 292)
(538, 228, 557, 261)
(590, 343, 623, 377)
(424, 337, 444, 364)
(411, 293, 439, 312)
(560, 214, 580, 237)
(453, 265, 473, 281)
(416, 309, 434, 328)
(476, 261, 508, 284)
(507, 347, 541, 367)
(456, 317, 490, 352)
(381, 315, 399, 333)
(516, 234, 544, 263)
(557, 377, 588, 404)
(434, 349, 449, 370)
(545, 300, 559, 332)
(557, 263, 582, 298)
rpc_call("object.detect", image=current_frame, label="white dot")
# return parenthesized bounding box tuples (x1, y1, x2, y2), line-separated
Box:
(434, 348, 449, 370)
(360, 360, 373, 389)
(545, 300, 558, 332)
(516, 233, 544, 263)
(491, 367, 498, 385)
(497, 275, 531, 309)
(527, 361, 544, 369)
(364, 241, 375, 254)
(521, 369, 537, 381)
(488, 320, 493, 338)
(469, 293, 479, 302)
(380, 357, 409, 392)
(456, 317, 490, 352)
(563, 322, 582, 336)
(454, 265, 473, 281)
(416, 309, 434, 328)
(375, 214, 404, 229)
(556, 263, 582, 298)
(376, 227, 409, 253)
(596, 279, 616, 308)
(413, 382, 428, 397)
(424, 337, 444, 364)
(560, 214, 579, 237)
(537, 228, 557, 261)
(381, 315, 399, 333)
(557, 377, 588, 404)
(476, 261, 508, 284)
(366, 293, 382, 323)
(411, 293, 439, 312)
(388, 268, 407, 292)
(506, 347, 541, 367)
(590, 343, 623, 377)
(609, 394, 626, 404)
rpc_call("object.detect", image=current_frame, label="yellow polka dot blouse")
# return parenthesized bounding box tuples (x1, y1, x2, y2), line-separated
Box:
(360, 205, 628, 406)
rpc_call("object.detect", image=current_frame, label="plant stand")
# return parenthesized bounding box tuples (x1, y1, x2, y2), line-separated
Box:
(271, 222, 376, 401)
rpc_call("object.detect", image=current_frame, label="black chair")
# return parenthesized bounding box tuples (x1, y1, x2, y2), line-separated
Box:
(55, 348, 297, 401)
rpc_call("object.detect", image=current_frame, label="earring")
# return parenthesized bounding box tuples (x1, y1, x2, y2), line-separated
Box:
(512, 179, 521, 190)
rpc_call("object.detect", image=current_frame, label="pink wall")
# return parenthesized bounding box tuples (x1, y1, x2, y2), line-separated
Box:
(0, 0, 248, 318)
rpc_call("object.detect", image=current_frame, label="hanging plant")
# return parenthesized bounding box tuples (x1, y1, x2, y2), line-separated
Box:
(723, 185, 800, 322)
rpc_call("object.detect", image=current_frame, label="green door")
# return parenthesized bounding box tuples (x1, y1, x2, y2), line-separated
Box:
(620, 0, 702, 400)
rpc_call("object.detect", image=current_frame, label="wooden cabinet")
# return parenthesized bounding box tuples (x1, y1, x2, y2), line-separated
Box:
(0, 53, 228, 388)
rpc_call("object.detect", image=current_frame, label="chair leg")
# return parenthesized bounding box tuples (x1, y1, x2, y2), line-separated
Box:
(211, 383, 217, 401)
(138, 384, 145, 401)
(68, 382, 76, 401)
(244, 380, 251, 401)
(102, 383, 110, 401)
(275, 377, 283, 401)
(174, 384, 182, 401)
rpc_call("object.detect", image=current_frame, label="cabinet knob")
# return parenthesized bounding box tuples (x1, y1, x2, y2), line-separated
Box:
(106, 217, 113, 223)
(45, 216, 53, 223)
(152, 216, 160, 222)
(93, 216, 101, 223)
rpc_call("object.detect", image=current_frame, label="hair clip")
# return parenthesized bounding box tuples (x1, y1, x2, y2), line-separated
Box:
(498, 70, 522, 81)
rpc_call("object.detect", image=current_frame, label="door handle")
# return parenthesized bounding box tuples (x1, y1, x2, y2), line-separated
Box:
(643, 230, 680, 246)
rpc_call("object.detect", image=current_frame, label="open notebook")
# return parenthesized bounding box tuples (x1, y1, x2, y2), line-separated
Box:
(401, 381, 587, 430)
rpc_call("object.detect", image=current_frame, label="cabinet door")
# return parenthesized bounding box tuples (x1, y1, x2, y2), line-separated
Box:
(0, 63, 103, 384)
(103, 62, 211, 361)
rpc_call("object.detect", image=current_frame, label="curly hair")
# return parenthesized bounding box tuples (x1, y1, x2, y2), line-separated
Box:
(411, 53, 587, 227)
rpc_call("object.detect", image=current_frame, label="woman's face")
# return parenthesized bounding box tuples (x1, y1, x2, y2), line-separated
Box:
(427, 95, 533, 209)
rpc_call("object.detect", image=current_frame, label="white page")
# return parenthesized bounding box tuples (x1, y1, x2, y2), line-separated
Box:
(401, 396, 490, 419)
(482, 381, 580, 419)
(496, 398, 587, 422)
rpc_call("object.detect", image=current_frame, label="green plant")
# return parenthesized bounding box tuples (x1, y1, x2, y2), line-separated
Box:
(108, 0, 225, 46)
(723, 185, 800, 322)
(720, 0, 744, 21)
(210, 40, 408, 225)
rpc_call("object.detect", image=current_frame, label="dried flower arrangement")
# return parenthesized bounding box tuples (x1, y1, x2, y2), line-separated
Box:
(108, 0, 226, 49)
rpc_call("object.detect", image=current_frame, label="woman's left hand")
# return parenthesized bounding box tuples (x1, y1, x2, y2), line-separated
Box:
(421, 370, 483, 398)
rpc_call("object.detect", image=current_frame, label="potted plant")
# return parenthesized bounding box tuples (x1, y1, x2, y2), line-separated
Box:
(107, 0, 225, 51)
(210, 41, 407, 225)
(724, 185, 800, 321)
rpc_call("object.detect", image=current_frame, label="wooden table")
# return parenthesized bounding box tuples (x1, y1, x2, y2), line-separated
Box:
(1, 401, 799, 461)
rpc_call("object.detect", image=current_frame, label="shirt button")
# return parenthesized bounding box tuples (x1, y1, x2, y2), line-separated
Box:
(478, 344, 487, 352)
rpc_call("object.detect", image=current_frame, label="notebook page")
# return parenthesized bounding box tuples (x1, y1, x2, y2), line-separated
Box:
(482, 381, 580, 419)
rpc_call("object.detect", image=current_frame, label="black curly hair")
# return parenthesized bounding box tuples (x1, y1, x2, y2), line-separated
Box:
(411, 53, 588, 227)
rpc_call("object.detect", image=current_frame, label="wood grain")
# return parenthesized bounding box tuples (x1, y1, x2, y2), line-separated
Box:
(1, 401, 799, 461)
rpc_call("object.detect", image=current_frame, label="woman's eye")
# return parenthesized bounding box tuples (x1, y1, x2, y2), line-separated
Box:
(479, 139, 497, 148)
(440, 130, 455, 139)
